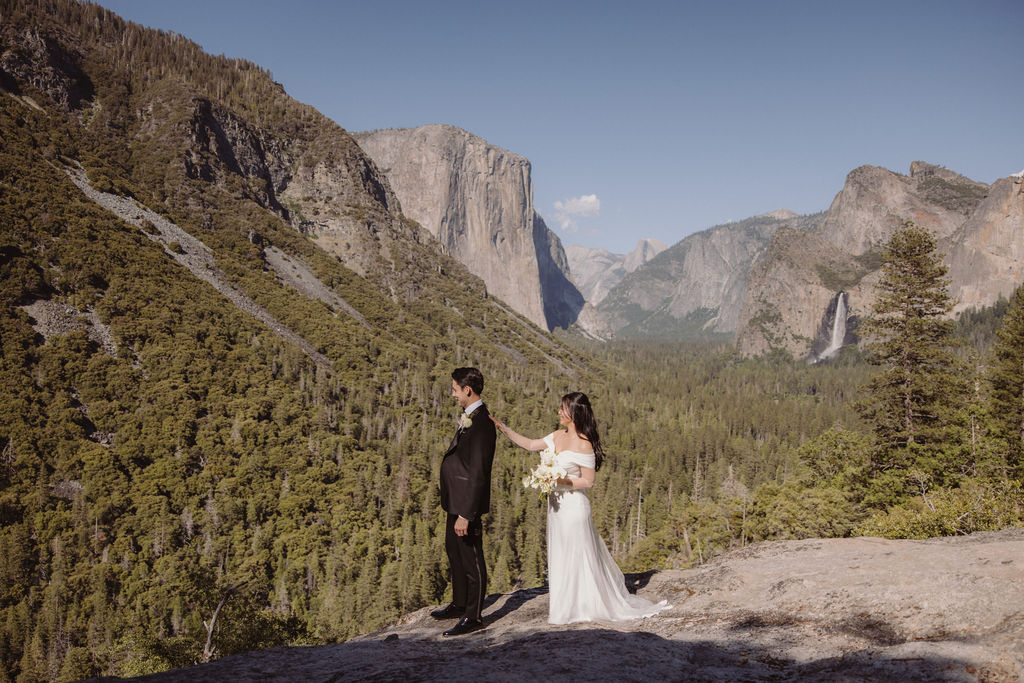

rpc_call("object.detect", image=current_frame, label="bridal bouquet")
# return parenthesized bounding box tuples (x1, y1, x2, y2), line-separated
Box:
(523, 447, 566, 496)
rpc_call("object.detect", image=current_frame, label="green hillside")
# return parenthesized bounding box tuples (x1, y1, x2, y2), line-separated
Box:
(0, 1, 599, 677)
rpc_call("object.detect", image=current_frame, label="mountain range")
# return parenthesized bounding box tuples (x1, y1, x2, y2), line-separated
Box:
(564, 238, 667, 306)
(568, 164, 1021, 356)
(141, 69, 1015, 359)
(576, 161, 1022, 356)
(350, 132, 1023, 358)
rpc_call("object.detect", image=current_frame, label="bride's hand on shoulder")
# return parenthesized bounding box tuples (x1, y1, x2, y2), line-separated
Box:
(491, 417, 546, 452)
(489, 415, 507, 435)
(490, 415, 518, 441)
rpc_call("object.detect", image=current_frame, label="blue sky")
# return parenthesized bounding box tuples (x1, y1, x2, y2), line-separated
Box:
(96, 0, 1023, 254)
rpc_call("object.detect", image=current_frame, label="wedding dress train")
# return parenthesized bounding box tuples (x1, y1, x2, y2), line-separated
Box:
(543, 434, 671, 625)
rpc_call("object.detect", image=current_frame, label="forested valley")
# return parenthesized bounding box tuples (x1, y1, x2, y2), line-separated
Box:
(1, 1, 1022, 680)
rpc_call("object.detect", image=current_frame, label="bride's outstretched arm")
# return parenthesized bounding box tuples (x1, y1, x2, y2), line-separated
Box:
(489, 416, 546, 451)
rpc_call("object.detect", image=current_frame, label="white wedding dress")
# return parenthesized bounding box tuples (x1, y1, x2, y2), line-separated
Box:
(543, 433, 671, 625)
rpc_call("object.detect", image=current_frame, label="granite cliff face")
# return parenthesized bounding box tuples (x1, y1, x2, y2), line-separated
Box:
(274, 130, 409, 278)
(818, 162, 987, 256)
(532, 212, 593, 333)
(735, 227, 877, 358)
(946, 175, 1024, 314)
(737, 163, 1022, 358)
(598, 213, 822, 338)
(353, 125, 585, 331)
(565, 238, 667, 305)
(173, 90, 410, 277)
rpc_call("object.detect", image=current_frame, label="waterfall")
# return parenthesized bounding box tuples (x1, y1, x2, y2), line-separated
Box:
(817, 292, 847, 361)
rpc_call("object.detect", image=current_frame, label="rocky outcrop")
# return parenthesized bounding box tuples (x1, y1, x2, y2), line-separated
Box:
(133, 529, 1024, 682)
(599, 213, 821, 338)
(130, 80, 408, 280)
(0, 26, 94, 109)
(566, 238, 667, 305)
(353, 125, 584, 330)
(818, 162, 987, 256)
(946, 175, 1024, 313)
(276, 128, 409, 278)
(182, 98, 283, 207)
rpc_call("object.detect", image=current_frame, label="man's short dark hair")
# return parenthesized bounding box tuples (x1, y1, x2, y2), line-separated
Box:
(452, 367, 484, 395)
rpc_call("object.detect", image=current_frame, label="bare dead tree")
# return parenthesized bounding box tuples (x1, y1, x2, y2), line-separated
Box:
(201, 581, 247, 663)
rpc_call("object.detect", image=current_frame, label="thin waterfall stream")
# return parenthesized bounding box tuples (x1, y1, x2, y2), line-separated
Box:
(815, 292, 847, 362)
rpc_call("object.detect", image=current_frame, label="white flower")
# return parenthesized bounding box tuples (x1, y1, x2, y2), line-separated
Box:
(538, 447, 558, 466)
(523, 448, 567, 496)
(458, 413, 473, 430)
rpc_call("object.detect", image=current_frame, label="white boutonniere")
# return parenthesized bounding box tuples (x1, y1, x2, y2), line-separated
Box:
(458, 413, 473, 430)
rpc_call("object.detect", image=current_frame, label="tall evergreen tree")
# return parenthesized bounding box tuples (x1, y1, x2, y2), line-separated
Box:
(987, 283, 1024, 482)
(857, 221, 962, 492)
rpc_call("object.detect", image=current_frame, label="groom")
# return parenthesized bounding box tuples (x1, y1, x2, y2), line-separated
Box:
(433, 367, 496, 636)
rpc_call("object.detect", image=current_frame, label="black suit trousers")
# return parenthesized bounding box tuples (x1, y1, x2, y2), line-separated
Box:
(444, 512, 486, 621)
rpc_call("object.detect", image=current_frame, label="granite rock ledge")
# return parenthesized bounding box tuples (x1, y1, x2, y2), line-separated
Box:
(125, 529, 1023, 682)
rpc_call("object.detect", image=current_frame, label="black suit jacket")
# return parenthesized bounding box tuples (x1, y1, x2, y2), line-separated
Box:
(440, 404, 496, 521)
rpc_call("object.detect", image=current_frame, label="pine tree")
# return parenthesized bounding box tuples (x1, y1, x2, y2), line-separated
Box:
(857, 221, 962, 494)
(987, 283, 1024, 482)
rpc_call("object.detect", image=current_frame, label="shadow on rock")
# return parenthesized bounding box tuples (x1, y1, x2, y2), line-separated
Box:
(482, 584, 547, 624)
(732, 611, 910, 649)
(624, 569, 658, 594)
(122, 627, 992, 683)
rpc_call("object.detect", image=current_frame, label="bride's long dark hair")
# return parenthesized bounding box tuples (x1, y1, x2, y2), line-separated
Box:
(562, 392, 605, 471)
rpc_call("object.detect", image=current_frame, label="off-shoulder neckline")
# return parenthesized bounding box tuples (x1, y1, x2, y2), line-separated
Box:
(546, 432, 595, 457)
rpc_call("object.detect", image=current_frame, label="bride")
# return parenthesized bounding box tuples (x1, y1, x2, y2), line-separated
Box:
(491, 392, 670, 625)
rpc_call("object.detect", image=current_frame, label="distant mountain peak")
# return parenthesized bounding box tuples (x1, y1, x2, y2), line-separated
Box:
(758, 209, 799, 220)
(908, 160, 982, 185)
(565, 238, 667, 306)
(634, 237, 668, 251)
(623, 238, 668, 272)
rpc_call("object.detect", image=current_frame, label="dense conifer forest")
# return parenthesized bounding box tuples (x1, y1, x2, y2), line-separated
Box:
(0, 1, 1021, 680)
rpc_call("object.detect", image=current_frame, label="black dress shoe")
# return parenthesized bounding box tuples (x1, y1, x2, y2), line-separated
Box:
(430, 603, 463, 620)
(442, 617, 483, 637)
